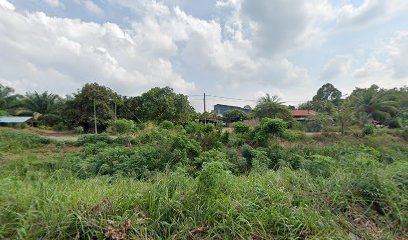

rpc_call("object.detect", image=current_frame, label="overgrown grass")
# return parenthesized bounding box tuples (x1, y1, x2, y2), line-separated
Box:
(0, 127, 407, 239)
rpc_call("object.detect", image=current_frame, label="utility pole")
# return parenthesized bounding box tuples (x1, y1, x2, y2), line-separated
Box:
(114, 101, 117, 121)
(203, 93, 207, 125)
(93, 98, 98, 134)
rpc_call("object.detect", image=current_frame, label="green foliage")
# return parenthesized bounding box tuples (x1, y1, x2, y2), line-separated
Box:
(110, 119, 136, 134)
(351, 85, 399, 124)
(22, 91, 64, 116)
(223, 109, 248, 120)
(232, 122, 250, 134)
(38, 113, 63, 127)
(281, 130, 307, 141)
(160, 120, 174, 129)
(64, 83, 120, 131)
(301, 155, 335, 178)
(0, 130, 51, 152)
(0, 126, 407, 239)
(77, 133, 114, 145)
(362, 124, 375, 136)
(134, 87, 194, 124)
(260, 118, 288, 135)
(0, 110, 8, 116)
(312, 83, 342, 106)
(253, 94, 292, 121)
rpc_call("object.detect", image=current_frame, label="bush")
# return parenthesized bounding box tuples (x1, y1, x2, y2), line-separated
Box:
(110, 119, 136, 134)
(160, 120, 174, 129)
(38, 114, 63, 127)
(184, 122, 204, 134)
(0, 110, 9, 116)
(77, 133, 114, 145)
(387, 118, 402, 129)
(261, 118, 288, 136)
(301, 155, 334, 178)
(232, 122, 250, 134)
(73, 126, 84, 134)
(281, 130, 307, 141)
(0, 130, 51, 152)
(401, 128, 408, 141)
(203, 123, 215, 133)
(362, 124, 375, 136)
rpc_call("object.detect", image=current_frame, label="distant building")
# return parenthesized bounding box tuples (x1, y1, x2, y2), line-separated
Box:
(291, 110, 317, 121)
(214, 104, 251, 116)
(0, 116, 35, 126)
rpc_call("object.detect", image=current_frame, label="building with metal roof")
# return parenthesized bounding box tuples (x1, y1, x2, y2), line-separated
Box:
(0, 116, 33, 124)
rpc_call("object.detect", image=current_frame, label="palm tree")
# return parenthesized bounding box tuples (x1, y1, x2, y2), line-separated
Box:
(258, 94, 283, 105)
(0, 84, 22, 114)
(254, 94, 291, 120)
(353, 88, 398, 124)
(21, 91, 63, 116)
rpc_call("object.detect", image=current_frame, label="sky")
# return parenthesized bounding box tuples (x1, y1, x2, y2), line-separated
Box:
(0, 0, 407, 111)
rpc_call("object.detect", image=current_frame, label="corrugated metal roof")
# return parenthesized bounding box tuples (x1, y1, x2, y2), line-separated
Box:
(291, 110, 317, 117)
(0, 116, 32, 123)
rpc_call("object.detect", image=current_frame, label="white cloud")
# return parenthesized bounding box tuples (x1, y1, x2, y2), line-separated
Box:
(320, 55, 351, 81)
(336, 0, 408, 30)
(0, 0, 15, 10)
(1, 0, 407, 105)
(84, 0, 104, 15)
(0, 5, 195, 95)
(44, 0, 63, 8)
(351, 31, 408, 88)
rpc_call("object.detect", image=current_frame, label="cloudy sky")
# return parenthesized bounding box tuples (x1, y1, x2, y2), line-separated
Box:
(0, 0, 407, 111)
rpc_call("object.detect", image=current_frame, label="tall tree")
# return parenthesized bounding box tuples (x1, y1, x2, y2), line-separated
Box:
(351, 85, 398, 124)
(0, 84, 22, 114)
(135, 87, 194, 124)
(23, 92, 62, 115)
(253, 94, 292, 121)
(312, 83, 342, 105)
(65, 83, 120, 131)
(336, 100, 355, 135)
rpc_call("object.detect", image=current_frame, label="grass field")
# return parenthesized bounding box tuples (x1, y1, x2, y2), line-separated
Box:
(0, 126, 407, 239)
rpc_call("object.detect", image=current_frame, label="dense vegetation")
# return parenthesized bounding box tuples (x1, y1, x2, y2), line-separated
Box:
(1, 82, 408, 239)
(0, 122, 407, 239)
(1, 82, 407, 132)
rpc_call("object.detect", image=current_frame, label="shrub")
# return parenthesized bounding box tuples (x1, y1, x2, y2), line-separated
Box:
(203, 123, 215, 133)
(232, 122, 250, 134)
(301, 155, 335, 178)
(77, 133, 114, 145)
(193, 149, 235, 172)
(38, 114, 63, 127)
(196, 161, 231, 196)
(0, 110, 8, 116)
(281, 130, 307, 141)
(160, 120, 174, 129)
(110, 119, 136, 134)
(73, 126, 84, 134)
(261, 118, 288, 136)
(0, 130, 51, 152)
(362, 124, 375, 136)
(387, 118, 402, 129)
(401, 128, 408, 141)
(184, 122, 204, 134)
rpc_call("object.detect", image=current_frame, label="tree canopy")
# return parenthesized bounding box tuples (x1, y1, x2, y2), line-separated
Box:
(134, 87, 194, 124)
(253, 94, 292, 121)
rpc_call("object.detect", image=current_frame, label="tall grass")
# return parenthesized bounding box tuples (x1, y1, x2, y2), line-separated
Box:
(0, 128, 407, 239)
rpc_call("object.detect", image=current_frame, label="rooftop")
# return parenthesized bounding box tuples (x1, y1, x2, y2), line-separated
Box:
(291, 110, 317, 117)
(0, 116, 33, 123)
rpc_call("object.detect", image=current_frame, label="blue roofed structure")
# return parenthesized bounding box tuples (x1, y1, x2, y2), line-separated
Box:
(0, 116, 33, 124)
(213, 104, 251, 116)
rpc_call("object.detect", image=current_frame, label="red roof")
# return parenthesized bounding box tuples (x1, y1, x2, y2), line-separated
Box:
(291, 110, 317, 117)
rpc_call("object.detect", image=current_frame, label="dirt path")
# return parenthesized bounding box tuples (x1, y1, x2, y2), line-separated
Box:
(26, 128, 79, 141)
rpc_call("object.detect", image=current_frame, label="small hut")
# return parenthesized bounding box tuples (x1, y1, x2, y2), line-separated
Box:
(0, 116, 35, 127)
